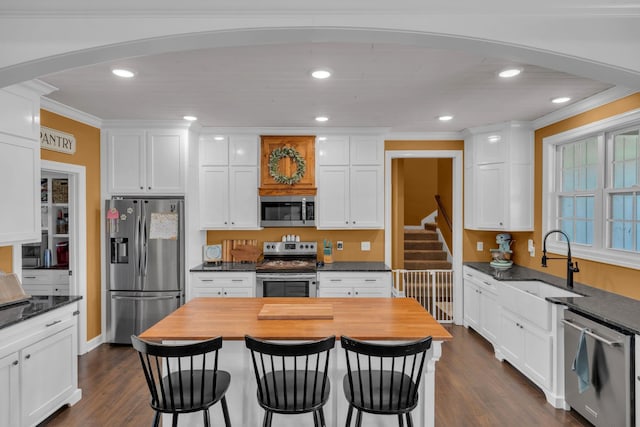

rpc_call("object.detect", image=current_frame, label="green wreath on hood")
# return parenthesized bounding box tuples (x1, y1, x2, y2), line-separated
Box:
(268, 147, 306, 185)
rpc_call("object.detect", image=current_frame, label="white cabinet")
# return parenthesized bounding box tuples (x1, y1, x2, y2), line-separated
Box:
(22, 269, 69, 296)
(500, 308, 553, 390)
(190, 272, 256, 300)
(317, 271, 391, 297)
(463, 267, 500, 346)
(199, 135, 259, 229)
(0, 82, 54, 245)
(464, 121, 533, 231)
(317, 136, 384, 229)
(105, 128, 187, 194)
(0, 301, 80, 427)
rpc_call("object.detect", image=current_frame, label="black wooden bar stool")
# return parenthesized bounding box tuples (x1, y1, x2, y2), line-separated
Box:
(341, 335, 432, 427)
(131, 335, 232, 427)
(244, 335, 336, 427)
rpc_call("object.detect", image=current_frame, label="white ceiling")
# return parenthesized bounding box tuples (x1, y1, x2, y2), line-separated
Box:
(40, 42, 613, 133)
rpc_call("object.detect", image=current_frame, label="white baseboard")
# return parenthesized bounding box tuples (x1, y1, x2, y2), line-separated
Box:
(84, 334, 104, 353)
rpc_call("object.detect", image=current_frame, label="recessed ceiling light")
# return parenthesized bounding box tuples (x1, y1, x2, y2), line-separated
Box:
(318, 136, 327, 141)
(112, 68, 135, 78)
(214, 136, 225, 141)
(183, 115, 198, 121)
(438, 115, 453, 122)
(311, 69, 332, 79)
(487, 135, 502, 143)
(552, 97, 572, 104)
(498, 68, 522, 78)
(315, 116, 329, 122)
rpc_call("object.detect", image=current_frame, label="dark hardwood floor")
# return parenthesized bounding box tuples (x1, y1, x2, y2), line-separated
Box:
(40, 325, 592, 426)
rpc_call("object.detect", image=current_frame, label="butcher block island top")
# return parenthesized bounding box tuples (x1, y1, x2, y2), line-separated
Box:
(139, 297, 452, 342)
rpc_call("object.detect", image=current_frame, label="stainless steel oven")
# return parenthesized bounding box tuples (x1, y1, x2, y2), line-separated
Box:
(256, 272, 317, 297)
(256, 241, 318, 297)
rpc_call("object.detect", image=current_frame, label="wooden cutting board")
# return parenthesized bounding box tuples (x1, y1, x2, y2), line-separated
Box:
(231, 244, 262, 262)
(222, 239, 259, 262)
(257, 303, 334, 320)
(0, 273, 31, 307)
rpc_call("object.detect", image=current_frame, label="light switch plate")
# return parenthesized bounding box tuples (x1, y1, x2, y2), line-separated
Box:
(476, 241, 483, 251)
(336, 241, 343, 250)
(361, 241, 371, 251)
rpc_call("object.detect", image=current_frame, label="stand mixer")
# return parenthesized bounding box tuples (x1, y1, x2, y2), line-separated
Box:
(490, 233, 513, 269)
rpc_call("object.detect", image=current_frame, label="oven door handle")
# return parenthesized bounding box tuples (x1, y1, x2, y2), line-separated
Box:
(561, 318, 623, 347)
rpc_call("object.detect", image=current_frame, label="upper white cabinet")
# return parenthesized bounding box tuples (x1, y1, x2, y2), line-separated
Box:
(0, 81, 55, 245)
(199, 135, 259, 229)
(105, 127, 187, 195)
(464, 121, 533, 231)
(317, 135, 384, 229)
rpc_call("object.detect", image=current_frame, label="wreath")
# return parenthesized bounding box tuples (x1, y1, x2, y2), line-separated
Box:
(268, 147, 306, 185)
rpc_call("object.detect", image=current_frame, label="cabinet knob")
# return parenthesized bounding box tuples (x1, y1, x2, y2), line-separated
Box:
(12, 360, 18, 366)
(224, 221, 228, 225)
(231, 222, 235, 225)
(25, 354, 31, 360)
(347, 292, 351, 295)
(345, 221, 349, 224)
(148, 186, 152, 190)
(355, 291, 359, 295)
(140, 186, 143, 190)
(352, 221, 356, 224)
(224, 292, 227, 295)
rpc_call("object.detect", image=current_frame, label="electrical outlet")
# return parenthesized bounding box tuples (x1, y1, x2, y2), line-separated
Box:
(476, 241, 484, 251)
(528, 239, 535, 257)
(361, 241, 371, 251)
(336, 241, 343, 250)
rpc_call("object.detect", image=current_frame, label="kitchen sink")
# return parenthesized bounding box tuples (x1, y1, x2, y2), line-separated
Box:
(506, 281, 583, 299)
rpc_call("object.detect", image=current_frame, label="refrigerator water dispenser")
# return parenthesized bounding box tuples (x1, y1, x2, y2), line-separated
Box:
(110, 238, 129, 263)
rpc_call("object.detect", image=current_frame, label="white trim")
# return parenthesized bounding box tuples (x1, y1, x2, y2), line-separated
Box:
(544, 108, 640, 145)
(385, 149, 463, 324)
(41, 97, 103, 128)
(384, 132, 463, 141)
(533, 87, 637, 130)
(200, 126, 391, 135)
(101, 119, 194, 129)
(41, 160, 89, 355)
(85, 334, 104, 353)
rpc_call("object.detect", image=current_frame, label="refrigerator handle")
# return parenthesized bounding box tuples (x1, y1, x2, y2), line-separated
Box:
(137, 214, 142, 282)
(143, 216, 148, 278)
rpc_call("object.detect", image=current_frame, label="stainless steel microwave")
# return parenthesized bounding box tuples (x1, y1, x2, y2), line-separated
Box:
(260, 196, 315, 227)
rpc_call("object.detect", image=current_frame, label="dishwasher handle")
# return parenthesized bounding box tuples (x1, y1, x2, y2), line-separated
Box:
(561, 318, 623, 347)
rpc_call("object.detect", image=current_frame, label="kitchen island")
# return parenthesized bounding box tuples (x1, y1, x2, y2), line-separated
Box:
(140, 297, 452, 427)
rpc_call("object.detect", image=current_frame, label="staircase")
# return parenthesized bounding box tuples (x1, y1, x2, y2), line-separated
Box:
(404, 224, 451, 270)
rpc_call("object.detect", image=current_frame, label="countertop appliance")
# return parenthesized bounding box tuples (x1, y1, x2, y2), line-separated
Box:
(562, 310, 634, 427)
(106, 197, 184, 344)
(260, 195, 315, 227)
(256, 241, 317, 297)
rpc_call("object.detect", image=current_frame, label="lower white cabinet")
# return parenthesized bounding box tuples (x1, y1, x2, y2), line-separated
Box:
(0, 301, 80, 427)
(500, 308, 553, 390)
(463, 268, 500, 345)
(190, 272, 255, 300)
(317, 272, 391, 297)
(463, 266, 567, 408)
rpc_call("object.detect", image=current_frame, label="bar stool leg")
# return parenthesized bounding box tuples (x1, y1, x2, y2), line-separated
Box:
(406, 412, 414, 427)
(345, 404, 354, 427)
(398, 414, 404, 427)
(355, 410, 363, 427)
(221, 396, 231, 427)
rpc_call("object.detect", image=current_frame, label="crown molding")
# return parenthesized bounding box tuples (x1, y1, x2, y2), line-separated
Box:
(41, 97, 102, 128)
(533, 86, 637, 130)
(101, 119, 194, 129)
(199, 126, 391, 135)
(384, 131, 463, 141)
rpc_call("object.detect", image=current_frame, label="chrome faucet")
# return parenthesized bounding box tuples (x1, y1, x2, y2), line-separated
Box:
(541, 229, 579, 288)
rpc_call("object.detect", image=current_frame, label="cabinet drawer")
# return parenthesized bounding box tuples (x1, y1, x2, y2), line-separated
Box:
(318, 272, 389, 287)
(192, 272, 253, 286)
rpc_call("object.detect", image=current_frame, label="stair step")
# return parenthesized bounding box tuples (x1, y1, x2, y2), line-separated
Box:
(404, 260, 452, 270)
(404, 240, 443, 250)
(404, 230, 438, 241)
(424, 222, 437, 231)
(404, 250, 447, 261)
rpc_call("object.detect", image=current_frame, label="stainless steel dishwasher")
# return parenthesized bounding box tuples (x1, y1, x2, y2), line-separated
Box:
(562, 310, 634, 427)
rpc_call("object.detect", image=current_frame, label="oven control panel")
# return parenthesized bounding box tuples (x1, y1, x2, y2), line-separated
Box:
(263, 241, 317, 255)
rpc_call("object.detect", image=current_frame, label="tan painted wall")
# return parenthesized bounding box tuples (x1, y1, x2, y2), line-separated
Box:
(40, 110, 102, 340)
(465, 93, 640, 301)
(0, 246, 11, 273)
(207, 229, 384, 262)
(403, 159, 438, 225)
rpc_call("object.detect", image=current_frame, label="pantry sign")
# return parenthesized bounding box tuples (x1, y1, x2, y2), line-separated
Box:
(40, 126, 76, 154)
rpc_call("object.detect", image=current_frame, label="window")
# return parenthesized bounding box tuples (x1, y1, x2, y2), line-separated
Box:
(543, 111, 640, 269)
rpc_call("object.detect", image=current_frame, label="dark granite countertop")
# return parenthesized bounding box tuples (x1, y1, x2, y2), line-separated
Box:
(317, 262, 391, 272)
(0, 295, 82, 330)
(191, 261, 391, 273)
(190, 262, 257, 272)
(465, 262, 640, 335)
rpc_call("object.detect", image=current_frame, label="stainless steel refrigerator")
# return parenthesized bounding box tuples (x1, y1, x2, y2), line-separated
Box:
(106, 197, 184, 344)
